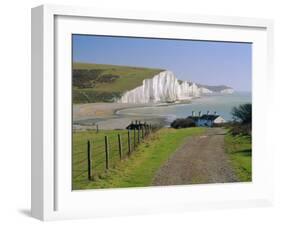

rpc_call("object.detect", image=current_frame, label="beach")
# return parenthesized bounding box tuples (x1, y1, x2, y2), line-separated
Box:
(73, 102, 167, 130)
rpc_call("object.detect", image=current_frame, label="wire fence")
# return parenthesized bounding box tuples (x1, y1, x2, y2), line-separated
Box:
(72, 121, 159, 182)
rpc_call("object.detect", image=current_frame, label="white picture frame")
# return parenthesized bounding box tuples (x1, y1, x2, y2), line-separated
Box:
(31, 4, 274, 221)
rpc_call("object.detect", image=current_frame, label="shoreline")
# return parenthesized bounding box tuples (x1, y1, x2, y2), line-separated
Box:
(72, 93, 248, 131)
(115, 100, 192, 115)
(73, 100, 192, 130)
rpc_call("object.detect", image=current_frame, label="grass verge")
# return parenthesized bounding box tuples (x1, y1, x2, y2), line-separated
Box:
(224, 133, 252, 181)
(73, 127, 205, 189)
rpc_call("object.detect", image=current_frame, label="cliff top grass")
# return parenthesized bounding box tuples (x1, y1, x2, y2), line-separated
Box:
(73, 62, 164, 93)
(73, 62, 164, 103)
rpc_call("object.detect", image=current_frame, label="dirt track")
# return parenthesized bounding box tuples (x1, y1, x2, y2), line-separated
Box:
(152, 128, 237, 186)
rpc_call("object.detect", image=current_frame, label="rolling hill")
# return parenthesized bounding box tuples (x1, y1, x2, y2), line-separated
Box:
(72, 62, 164, 103)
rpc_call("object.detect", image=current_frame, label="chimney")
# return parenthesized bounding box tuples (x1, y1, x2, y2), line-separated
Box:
(199, 111, 201, 117)
(192, 111, 194, 116)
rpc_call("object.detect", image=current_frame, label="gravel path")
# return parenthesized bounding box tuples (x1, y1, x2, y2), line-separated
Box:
(152, 128, 237, 186)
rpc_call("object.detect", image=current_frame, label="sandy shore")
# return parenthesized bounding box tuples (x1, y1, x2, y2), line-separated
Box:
(73, 103, 148, 121)
(73, 103, 167, 130)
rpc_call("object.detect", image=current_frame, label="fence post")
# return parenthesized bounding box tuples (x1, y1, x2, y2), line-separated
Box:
(134, 128, 136, 150)
(104, 136, 109, 170)
(127, 130, 131, 155)
(87, 140, 92, 180)
(138, 127, 140, 144)
(96, 124, 99, 133)
(118, 134, 122, 160)
(141, 125, 144, 139)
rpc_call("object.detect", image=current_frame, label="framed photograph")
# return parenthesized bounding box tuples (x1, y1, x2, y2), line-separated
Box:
(31, 4, 274, 221)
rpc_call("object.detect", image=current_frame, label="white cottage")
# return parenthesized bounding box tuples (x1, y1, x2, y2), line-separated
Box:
(188, 112, 226, 127)
(196, 114, 226, 127)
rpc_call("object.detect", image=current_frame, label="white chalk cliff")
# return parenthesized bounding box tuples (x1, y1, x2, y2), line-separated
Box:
(118, 70, 233, 104)
(220, 88, 234, 94)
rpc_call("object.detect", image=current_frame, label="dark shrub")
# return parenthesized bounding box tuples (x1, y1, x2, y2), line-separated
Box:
(223, 121, 251, 136)
(231, 103, 252, 124)
(72, 90, 122, 103)
(73, 69, 103, 88)
(96, 74, 119, 83)
(229, 103, 252, 136)
(230, 123, 252, 136)
(72, 69, 119, 88)
(171, 118, 195, 129)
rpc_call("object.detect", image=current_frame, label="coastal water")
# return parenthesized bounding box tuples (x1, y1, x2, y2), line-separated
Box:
(118, 92, 251, 124)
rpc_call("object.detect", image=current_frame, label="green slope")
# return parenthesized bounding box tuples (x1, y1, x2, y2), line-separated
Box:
(72, 127, 205, 189)
(73, 62, 164, 103)
(224, 133, 252, 181)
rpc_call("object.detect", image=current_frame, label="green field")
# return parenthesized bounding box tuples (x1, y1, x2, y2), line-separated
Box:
(224, 133, 252, 181)
(73, 62, 164, 103)
(72, 129, 130, 189)
(72, 127, 205, 190)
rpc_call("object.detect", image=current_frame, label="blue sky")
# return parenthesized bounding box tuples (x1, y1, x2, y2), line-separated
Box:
(73, 35, 252, 92)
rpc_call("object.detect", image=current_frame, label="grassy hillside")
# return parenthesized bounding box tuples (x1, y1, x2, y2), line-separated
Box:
(73, 62, 164, 103)
(224, 133, 252, 181)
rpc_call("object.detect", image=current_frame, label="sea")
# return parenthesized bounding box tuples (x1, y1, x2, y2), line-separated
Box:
(117, 92, 251, 124)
